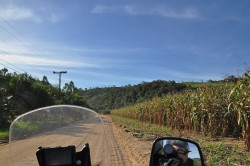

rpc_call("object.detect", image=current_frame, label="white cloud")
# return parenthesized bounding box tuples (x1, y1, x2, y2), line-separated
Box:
(0, 6, 42, 22)
(1, 54, 98, 69)
(0, 39, 143, 73)
(154, 7, 201, 19)
(91, 5, 201, 19)
(159, 69, 220, 81)
(225, 16, 250, 24)
(69, 69, 151, 85)
(123, 5, 139, 15)
(48, 45, 149, 54)
(91, 5, 110, 14)
(91, 5, 143, 15)
(91, 5, 133, 14)
(0, 6, 64, 23)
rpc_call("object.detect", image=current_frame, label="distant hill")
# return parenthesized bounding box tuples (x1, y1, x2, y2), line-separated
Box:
(81, 80, 188, 112)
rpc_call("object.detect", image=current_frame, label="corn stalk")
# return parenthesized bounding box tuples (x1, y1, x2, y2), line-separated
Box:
(228, 72, 250, 150)
(111, 75, 249, 148)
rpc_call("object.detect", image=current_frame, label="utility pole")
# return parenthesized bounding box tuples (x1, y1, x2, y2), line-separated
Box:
(53, 71, 67, 98)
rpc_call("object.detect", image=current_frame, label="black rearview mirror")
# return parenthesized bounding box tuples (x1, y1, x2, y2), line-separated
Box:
(150, 137, 204, 166)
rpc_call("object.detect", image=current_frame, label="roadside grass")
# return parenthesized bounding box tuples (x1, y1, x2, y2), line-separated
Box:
(0, 123, 9, 141)
(0, 130, 8, 141)
(110, 115, 250, 165)
(0, 116, 87, 143)
(0, 120, 64, 142)
(110, 115, 175, 140)
(10, 120, 70, 140)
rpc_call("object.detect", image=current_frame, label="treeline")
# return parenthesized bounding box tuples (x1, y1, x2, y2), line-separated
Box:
(0, 68, 89, 128)
(82, 80, 188, 112)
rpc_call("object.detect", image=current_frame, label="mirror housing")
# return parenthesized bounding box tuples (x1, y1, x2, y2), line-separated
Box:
(149, 137, 204, 166)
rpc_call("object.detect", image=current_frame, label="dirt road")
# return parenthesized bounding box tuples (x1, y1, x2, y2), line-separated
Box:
(0, 116, 151, 166)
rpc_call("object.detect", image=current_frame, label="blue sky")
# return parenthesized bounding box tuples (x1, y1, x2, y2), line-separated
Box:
(0, 0, 249, 89)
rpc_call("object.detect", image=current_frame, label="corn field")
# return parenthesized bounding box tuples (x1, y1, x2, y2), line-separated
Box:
(111, 72, 250, 150)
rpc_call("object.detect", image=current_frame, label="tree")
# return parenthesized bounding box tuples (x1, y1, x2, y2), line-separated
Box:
(31, 82, 54, 107)
(0, 68, 8, 76)
(71, 92, 90, 107)
(8, 74, 36, 115)
(0, 88, 11, 127)
(63, 81, 75, 103)
(223, 75, 240, 83)
(42, 76, 50, 85)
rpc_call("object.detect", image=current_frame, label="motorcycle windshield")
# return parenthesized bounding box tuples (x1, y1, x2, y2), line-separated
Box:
(9, 105, 107, 166)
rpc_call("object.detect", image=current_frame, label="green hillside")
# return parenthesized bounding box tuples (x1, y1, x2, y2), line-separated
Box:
(82, 80, 188, 112)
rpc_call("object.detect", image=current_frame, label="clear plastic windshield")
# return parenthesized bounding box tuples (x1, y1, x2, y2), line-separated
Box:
(9, 105, 106, 166)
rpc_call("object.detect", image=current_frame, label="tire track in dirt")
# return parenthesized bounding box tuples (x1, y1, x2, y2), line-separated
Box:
(102, 116, 132, 166)
(102, 116, 151, 166)
(112, 122, 151, 166)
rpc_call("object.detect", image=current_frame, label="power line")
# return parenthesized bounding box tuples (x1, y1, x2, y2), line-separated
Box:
(0, 50, 59, 82)
(0, 61, 21, 74)
(0, 22, 33, 52)
(0, 58, 27, 73)
(0, 50, 34, 71)
(0, 61, 59, 86)
(0, 15, 70, 83)
(0, 26, 56, 79)
(0, 15, 59, 67)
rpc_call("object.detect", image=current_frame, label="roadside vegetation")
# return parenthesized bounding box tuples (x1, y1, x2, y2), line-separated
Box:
(0, 130, 8, 143)
(110, 115, 250, 165)
(110, 70, 250, 164)
(111, 71, 250, 148)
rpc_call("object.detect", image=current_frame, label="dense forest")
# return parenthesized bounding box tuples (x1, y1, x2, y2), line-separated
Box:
(82, 80, 187, 112)
(0, 67, 189, 128)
